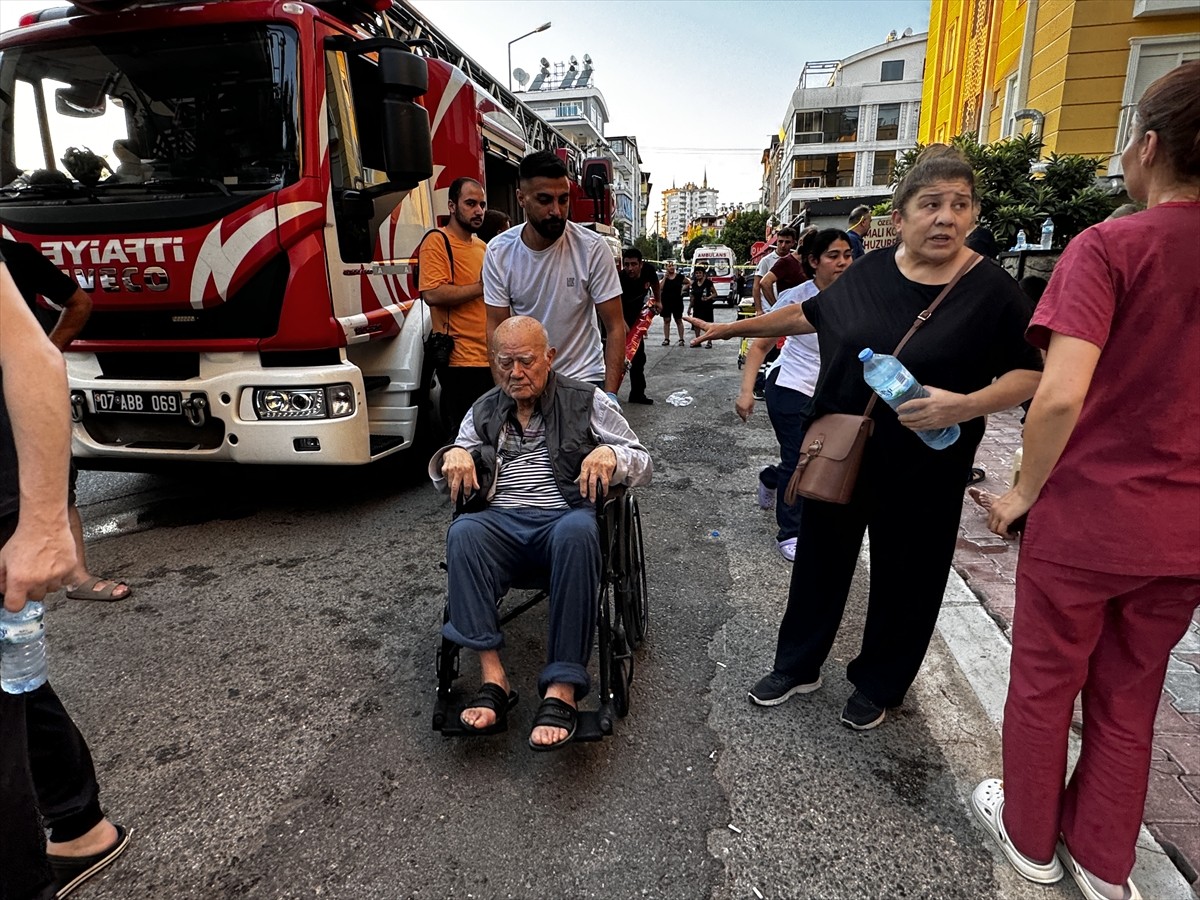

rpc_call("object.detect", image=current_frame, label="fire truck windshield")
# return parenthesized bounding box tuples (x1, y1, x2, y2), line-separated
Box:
(0, 24, 299, 197)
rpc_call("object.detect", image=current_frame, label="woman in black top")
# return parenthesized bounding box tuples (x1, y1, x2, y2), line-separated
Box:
(690, 146, 1042, 729)
(687, 267, 718, 348)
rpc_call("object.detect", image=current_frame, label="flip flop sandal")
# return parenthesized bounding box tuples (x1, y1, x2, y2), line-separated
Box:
(528, 696, 577, 752)
(48, 823, 131, 898)
(1056, 841, 1142, 900)
(64, 577, 132, 602)
(458, 683, 518, 736)
(967, 466, 986, 486)
(661, 339, 670, 346)
(971, 780, 1063, 884)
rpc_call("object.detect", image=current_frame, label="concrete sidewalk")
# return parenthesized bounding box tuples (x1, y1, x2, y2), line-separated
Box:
(950, 406, 1200, 898)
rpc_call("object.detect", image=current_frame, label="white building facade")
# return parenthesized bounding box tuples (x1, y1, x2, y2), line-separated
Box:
(771, 32, 927, 228)
(661, 176, 719, 242)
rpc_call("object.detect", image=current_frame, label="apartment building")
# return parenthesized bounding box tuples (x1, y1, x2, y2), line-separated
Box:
(765, 30, 928, 229)
(919, 0, 1199, 177)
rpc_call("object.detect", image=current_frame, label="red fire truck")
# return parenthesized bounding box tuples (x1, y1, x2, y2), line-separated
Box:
(0, 0, 612, 466)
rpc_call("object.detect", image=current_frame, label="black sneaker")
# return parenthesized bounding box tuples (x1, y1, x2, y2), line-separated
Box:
(752, 389, 766, 401)
(748, 671, 822, 706)
(840, 690, 886, 730)
(629, 395, 654, 405)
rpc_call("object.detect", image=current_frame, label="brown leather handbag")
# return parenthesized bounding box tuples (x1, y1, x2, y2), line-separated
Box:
(784, 254, 981, 506)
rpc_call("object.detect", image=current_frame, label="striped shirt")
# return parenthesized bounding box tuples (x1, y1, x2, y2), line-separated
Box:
(490, 411, 569, 510)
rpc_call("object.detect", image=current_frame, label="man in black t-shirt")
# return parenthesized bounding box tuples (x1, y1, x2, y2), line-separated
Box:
(0, 252, 131, 900)
(618, 248, 660, 405)
(1, 238, 130, 603)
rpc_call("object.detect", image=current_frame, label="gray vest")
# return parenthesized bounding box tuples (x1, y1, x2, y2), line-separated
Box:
(470, 372, 599, 509)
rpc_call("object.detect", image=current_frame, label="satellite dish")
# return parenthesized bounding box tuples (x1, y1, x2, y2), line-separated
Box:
(539, 57, 550, 69)
(583, 53, 592, 65)
(903, 26, 913, 36)
(569, 55, 578, 65)
(513, 68, 530, 87)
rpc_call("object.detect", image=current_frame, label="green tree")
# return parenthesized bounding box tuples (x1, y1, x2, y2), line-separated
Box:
(682, 230, 718, 260)
(891, 133, 1118, 249)
(719, 210, 770, 263)
(633, 233, 672, 263)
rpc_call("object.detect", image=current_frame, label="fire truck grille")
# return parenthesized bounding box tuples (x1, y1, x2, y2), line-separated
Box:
(78, 254, 290, 342)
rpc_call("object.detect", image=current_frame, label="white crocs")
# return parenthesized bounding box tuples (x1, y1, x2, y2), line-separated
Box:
(1057, 841, 1142, 900)
(971, 779, 1064, 884)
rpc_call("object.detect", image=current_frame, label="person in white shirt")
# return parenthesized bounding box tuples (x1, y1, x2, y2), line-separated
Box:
(483, 151, 626, 398)
(734, 229, 853, 561)
(752, 226, 797, 315)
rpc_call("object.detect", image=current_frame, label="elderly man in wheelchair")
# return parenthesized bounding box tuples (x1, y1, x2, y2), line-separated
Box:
(430, 316, 653, 751)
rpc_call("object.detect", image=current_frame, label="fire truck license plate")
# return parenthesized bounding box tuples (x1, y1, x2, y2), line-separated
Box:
(93, 390, 183, 416)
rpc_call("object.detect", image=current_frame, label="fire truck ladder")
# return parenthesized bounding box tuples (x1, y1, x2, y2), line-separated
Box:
(380, 0, 579, 158)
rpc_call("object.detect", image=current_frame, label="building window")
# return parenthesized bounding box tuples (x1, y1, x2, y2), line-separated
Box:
(557, 102, 580, 117)
(876, 103, 901, 141)
(791, 153, 856, 188)
(1000, 72, 1020, 138)
(873, 152, 896, 186)
(1111, 34, 1200, 172)
(790, 200, 804, 220)
(880, 60, 904, 82)
(611, 139, 624, 155)
(835, 152, 855, 187)
(823, 107, 859, 143)
(792, 156, 826, 188)
(944, 23, 957, 73)
(794, 110, 822, 144)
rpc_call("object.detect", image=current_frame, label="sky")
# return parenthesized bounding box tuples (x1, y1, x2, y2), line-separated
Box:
(0, 0, 932, 231)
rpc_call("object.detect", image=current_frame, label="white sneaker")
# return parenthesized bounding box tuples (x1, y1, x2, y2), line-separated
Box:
(1057, 841, 1141, 900)
(777, 538, 797, 561)
(971, 779, 1063, 884)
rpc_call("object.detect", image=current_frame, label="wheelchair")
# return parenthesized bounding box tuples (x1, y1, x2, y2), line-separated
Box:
(432, 486, 647, 741)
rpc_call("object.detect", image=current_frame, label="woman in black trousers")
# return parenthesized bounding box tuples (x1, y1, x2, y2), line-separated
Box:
(689, 146, 1042, 729)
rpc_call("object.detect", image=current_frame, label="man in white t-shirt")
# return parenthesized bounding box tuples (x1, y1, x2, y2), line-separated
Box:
(752, 226, 797, 315)
(484, 151, 626, 398)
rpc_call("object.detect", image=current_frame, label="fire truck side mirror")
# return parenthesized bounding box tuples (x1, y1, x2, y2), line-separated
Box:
(327, 37, 433, 192)
(374, 47, 432, 188)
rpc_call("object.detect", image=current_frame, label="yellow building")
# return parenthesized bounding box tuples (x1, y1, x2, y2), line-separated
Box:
(919, 0, 1200, 175)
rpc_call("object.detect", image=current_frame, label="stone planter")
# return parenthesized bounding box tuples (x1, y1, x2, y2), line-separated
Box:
(999, 248, 1063, 282)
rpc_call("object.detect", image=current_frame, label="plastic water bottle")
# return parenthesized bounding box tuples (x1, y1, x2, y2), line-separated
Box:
(1040, 217, 1054, 249)
(859, 349, 960, 450)
(1015, 229, 1028, 250)
(0, 602, 48, 694)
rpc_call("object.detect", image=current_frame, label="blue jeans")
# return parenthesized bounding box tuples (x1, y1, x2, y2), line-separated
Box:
(443, 507, 601, 698)
(762, 368, 815, 542)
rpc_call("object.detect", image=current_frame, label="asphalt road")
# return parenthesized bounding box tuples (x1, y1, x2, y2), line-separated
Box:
(48, 310, 1079, 900)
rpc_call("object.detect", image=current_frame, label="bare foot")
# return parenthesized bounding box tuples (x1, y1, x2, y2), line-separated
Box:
(460, 681, 510, 730)
(530, 683, 575, 747)
(67, 575, 131, 601)
(46, 818, 118, 857)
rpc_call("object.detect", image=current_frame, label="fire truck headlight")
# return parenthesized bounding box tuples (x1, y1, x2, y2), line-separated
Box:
(325, 384, 355, 419)
(253, 388, 327, 419)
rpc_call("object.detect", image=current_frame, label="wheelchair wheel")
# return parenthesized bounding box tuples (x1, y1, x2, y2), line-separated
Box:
(620, 496, 648, 649)
(598, 577, 633, 719)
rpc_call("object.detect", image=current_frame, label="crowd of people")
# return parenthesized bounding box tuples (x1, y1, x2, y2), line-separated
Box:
(2, 61, 1196, 900)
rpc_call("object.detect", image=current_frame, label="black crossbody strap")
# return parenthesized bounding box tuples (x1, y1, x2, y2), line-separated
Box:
(418, 228, 456, 332)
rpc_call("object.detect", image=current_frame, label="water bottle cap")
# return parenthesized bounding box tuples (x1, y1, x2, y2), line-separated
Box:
(858, 348, 874, 361)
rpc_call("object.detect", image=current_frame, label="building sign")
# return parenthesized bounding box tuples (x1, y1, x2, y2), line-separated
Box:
(864, 216, 899, 252)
